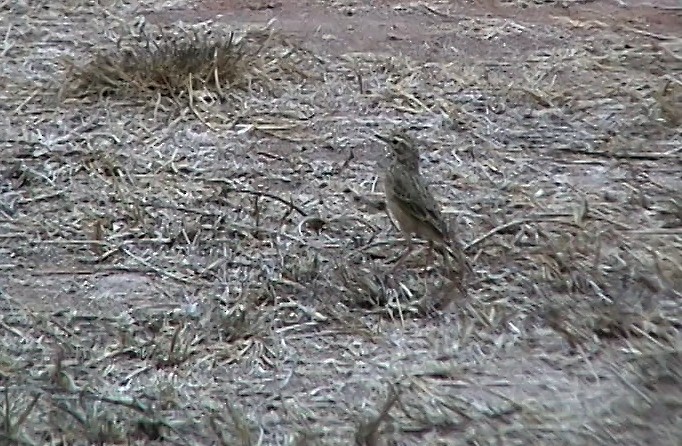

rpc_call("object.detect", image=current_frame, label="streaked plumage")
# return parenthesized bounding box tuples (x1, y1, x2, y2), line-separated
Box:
(375, 130, 472, 277)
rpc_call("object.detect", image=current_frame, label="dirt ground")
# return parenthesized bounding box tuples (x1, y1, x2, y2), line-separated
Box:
(1, 0, 681, 444)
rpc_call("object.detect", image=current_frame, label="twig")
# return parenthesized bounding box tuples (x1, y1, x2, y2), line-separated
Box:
(344, 187, 387, 213)
(618, 25, 680, 41)
(120, 248, 196, 283)
(556, 147, 682, 162)
(27, 265, 157, 276)
(465, 215, 577, 251)
(16, 192, 64, 204)
(419, 2, 452, 19)
(639, 2, 682, 10)
(202, 178, 309, 216)
(626, 229, 682, 235)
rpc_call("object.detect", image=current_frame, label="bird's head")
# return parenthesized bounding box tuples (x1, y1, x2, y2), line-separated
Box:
(373, 130, 420, 171)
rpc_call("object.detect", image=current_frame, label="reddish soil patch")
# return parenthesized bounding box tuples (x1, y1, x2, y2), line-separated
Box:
(147, 0, 681, 59)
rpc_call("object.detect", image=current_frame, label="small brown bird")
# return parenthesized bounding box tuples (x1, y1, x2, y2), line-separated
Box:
(374, 130, 472, 277)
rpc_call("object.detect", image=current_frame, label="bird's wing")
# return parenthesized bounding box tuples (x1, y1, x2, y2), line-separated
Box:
(389, 167, 449, 237)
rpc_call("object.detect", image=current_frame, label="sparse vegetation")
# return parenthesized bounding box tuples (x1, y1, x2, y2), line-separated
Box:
(0, 0, 680, 444)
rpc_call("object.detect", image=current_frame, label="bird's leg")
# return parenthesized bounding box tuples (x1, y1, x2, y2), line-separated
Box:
(441, 245, 454, 274)
(385, 244, 408, 264)
(389, 235, 414, 271)
(425, 241, 435, 267)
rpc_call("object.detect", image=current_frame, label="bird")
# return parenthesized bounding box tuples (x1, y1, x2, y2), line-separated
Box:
(374, 130, 472, 278)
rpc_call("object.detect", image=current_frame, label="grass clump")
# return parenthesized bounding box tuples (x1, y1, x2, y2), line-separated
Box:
(61, 26, 271, 100)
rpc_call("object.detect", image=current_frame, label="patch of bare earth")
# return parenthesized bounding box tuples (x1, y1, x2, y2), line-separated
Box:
(1, 0, 680, 444)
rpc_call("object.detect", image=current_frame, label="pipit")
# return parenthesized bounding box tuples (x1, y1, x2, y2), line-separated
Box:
(374, 130, 472, 277)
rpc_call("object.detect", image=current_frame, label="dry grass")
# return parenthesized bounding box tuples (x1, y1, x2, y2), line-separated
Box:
(60, 25, 274, 101)
(0, 0, 681, 444)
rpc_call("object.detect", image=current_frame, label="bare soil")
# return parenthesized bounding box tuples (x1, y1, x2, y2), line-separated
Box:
(0, 0, 680, 444)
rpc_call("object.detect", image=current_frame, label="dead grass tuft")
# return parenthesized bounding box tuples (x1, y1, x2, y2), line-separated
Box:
(60, 25, 273, 100)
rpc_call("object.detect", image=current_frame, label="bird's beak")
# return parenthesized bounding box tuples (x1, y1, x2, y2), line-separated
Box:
(373, 132, 390, 143)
